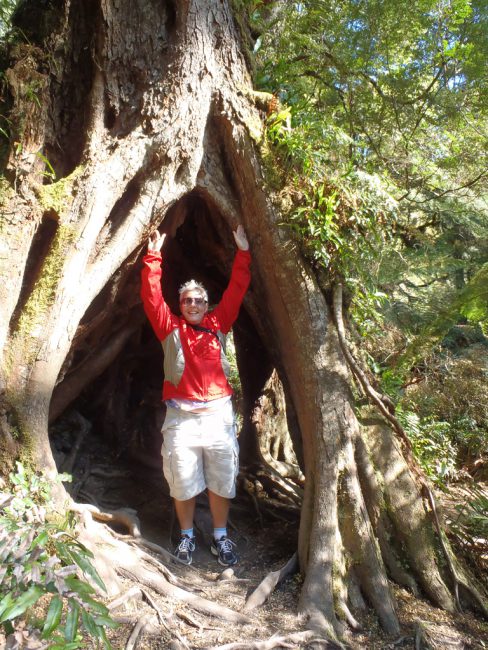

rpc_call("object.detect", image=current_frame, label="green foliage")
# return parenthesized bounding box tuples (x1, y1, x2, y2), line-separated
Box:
(0, 462, 118, 648)
(0, 0, 16, 39)
(255, 0, 487, 190)
(265, 104, 396, 320)
(253, 0, 488, 308)
(397, 410, 458, 485)
(225, 333, 243, 427)
(252, 0, 488, 485)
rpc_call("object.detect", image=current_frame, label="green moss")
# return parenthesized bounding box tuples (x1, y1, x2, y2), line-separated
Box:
(228, 0, 256, 72)
(235, 85, 275, 143)
(245, 112, 264, 143)
(18, 444, 35, 470)
(35, 165, 84, 218)
(0, 176, 16, 224)
(258, 139, 287, 194)
(15, 223, 76, 342)
(1, 418, 35, 467)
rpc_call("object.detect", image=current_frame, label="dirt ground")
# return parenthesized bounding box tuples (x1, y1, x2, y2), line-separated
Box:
(54, 428, 488, 650)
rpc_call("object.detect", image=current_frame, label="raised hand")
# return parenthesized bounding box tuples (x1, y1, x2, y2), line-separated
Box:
(233, 225, 249, 251)
(148, 231, 166, 252)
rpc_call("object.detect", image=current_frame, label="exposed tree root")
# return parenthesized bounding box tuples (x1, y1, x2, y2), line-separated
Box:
(426, 489, 488, 618)
(414, 620, 465, 650)
(125, 613, 157, 650)
(118, 564, 252, 625)
(240, 480, 265, 526)
(108, 586, 142, 611)
(65, 503, 265, 648)
(332, 284, 413, 456)
(141, 587, 192, 649)
(204, 630, 334, 650)
(339, 423, 400, 635)
(332, 282, 488, 619)
(130, 535, 194, 573)
(251, 368, 305, 486)
(255, 468, 303, 505)
(244, 552, 298, 612)
(354, 435, 420, 597)
(241, 476, 300, 524)
(70, 502, 141, 537)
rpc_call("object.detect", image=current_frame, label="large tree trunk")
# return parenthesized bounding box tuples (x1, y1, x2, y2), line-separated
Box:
(0, 0, 484, 642)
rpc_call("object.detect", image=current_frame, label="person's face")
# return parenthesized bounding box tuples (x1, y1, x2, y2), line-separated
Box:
(180, 290, 208, 325)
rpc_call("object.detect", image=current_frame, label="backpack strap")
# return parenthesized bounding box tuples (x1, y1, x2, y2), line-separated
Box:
(187, 323, 221, 345)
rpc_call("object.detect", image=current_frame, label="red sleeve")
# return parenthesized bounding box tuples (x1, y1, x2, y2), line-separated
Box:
(140, 251, 178, 340)
(209, 250, 251, 334)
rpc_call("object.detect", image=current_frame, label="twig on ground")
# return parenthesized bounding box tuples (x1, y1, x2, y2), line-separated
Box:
(140, 588, 166, 625)
(176, 609, 204, 629)
(141, 589, 190, 648)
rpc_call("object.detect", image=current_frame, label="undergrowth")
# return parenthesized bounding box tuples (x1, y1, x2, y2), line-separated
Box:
(0, 462, 117, 649)
(449, 486, 488, 573)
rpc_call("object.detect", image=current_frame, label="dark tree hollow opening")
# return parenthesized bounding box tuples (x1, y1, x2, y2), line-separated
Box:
(48, 190, 300, 547)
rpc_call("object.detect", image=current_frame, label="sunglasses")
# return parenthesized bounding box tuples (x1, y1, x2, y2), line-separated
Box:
(180, 297, 207, 306)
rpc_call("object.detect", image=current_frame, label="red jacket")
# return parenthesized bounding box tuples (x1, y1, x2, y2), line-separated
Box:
(141, 249, 251, 402)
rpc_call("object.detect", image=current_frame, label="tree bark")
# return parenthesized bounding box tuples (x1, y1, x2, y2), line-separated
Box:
(0, 0, 484, 642)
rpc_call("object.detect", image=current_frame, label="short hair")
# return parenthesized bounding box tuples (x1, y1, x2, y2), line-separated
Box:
(178, 280, 208, 302)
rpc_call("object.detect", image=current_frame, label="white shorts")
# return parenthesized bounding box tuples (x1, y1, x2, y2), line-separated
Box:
(161, 400, 239, 501)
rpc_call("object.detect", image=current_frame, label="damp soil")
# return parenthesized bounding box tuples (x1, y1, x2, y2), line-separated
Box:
(52, 427, 488, 650)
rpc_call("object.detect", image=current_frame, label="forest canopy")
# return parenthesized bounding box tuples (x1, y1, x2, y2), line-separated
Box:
(243, 0, 488, 484)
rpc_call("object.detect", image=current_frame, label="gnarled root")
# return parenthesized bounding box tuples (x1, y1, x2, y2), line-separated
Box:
(205, 630, 336, 650)
(118, 563, 252, 625)
(244, 552, 298, 612)
(69, 506, 254, 632)
(70, 501, 141, 537)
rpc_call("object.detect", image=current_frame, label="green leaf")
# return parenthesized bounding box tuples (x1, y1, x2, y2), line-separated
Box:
(0, 584, 44, 622)
(69, 549, 106, 592)
(99, 625, 114, 649)
(0, 592, 15, 618)
(30, 530, 49, 551)
(64, 598, 80, 642)
(49, 642, 82, 650)
(41, 595, 63, 637)
(64, 575, 95, 596)
(78, 594, 109, 615)
(53, 540, 70, 564)
(93, 614, 119, 629)
(81, 608, 102, 638)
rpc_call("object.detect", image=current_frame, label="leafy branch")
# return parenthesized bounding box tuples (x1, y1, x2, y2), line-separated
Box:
(0, 463, 118, 649)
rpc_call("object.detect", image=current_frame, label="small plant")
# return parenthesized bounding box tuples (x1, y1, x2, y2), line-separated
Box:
(35, 151, 57, 182)
(0, 462, 118, 649)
